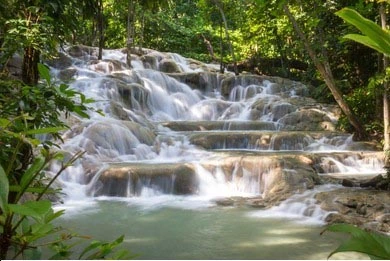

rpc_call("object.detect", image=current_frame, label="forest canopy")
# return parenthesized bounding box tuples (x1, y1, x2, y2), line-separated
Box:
(0, 0, 388, 138)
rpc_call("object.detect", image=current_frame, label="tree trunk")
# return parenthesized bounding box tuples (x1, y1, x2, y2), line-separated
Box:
(380, 4, 390, 168)
(219, 22, 224, 73)
(213, 0, 238, 75)
(201, 34, 216, 62)
(97, 0, 104, 60)
(283, 4, 368, 140)
(139, 12, 145, 53)
(22, 46, 40, 85)
(126, 0, 135, 67)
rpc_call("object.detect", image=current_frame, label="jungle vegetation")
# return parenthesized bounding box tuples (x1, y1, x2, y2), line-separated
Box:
(0, 0, 388, 139)
(0, 0, 389, 259)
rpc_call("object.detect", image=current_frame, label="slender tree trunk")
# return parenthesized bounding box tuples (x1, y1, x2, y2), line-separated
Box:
(380, 4, 390, 168)
(97, 0, 104, 60)
(219, 22, 224, 73)
(126, 0, 135, 67)
(22, 46, 40, 85)
(283, 4, 367, 140)
(139, 12, 145, 53)
(201, 34, 216, 62)
(213, 0, 238, 75)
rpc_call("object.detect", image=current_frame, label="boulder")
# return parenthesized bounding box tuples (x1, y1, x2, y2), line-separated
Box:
(91, 163, 198, 196)
(278, 109, 335, 131)
(67, 45, 98, 60)
(159, 58, 182, 73)
(45, 52, 73, 69)
(5, 54, 23, 79)
(315, 188, 390, 233)
(167, 72, 211, 91)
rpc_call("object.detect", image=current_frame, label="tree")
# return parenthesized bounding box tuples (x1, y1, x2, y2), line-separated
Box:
(380, 3, 390, 168)
(126, 0, 135, 67)
(336, 5, 390, 167)
(0, 64, 130, 259)
(1, 0, 94, 84)
(282, 3, 368, 140)
(97, 0, 104, 59)
(211, 0, 238, 74)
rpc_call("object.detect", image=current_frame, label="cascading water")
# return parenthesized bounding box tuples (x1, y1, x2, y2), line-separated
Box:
(47, 46, 384, 259)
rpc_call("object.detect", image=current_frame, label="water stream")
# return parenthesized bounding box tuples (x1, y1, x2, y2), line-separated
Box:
(48, 45, 383, 259)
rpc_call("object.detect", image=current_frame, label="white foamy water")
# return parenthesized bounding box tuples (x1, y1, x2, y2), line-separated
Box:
(248, 184, 341, 225)
(48, 47, 384, 226)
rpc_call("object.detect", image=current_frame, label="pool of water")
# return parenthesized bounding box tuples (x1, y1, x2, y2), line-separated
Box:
(53, 198, 367, 260)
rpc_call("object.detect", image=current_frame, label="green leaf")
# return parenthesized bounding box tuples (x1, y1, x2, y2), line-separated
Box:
(8, 200, 52, 222)
(0, 118, 11, 127)
(24, 126, 66, 135)
(336, 8, 390, 56)
(73, 106, 90, 118)
(24, 247, 42, 260)
(343, 34, 387, 54)
(9, 185, 56, 194)
(20, 157, 45, 192)
(324, 224, 390, 259)
(78, 240, 103, 259)
(45, 209, 65, 223)
(31, 222, 54, 236)
(38, 63, 51, 85)
(0, 165, 9, 213)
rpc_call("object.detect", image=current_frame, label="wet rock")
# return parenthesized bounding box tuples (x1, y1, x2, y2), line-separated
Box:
(167, 72, 212, 91)
(315, 188, 390, 233)
(110, 101, 130, 120)
(344, 141, 381, 151)
(271, 102, 297, 121)
(141, 54, 160, 70)
(278, 109, 335, 131)
(67, 45, 98, 60)
(45, 52, 73, 69)
(221, 75, 264, 97)
(92, 163, 198, 196)
(57, 68, 77, 82)
(115, 82, 149, 110)
(214, 197, 247, 207)
(88, 59, 127, 73)
(159, 58, 182, 73)
(246, 198, 268, 208)
(341, 179, 357, 187)
(360, 174, 385, 189)
(5, 54, 22, 79)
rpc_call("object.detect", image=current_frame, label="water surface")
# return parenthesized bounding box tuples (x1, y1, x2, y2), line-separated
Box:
(56, 199, 366, 260)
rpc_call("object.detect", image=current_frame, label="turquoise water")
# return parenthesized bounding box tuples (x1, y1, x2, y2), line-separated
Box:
(54, 199, 366, 260)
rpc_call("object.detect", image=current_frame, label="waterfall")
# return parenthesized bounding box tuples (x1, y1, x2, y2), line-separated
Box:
(50, 46, 385, 222)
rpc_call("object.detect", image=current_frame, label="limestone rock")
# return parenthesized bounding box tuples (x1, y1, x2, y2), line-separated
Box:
(91, 163, 198, 196)
(278, 109, 335, 131)
(315, 188, 390, 233)
(159, 58, 182, 73)
(45, 52, 73, 69)
(67, 45, 98, 60)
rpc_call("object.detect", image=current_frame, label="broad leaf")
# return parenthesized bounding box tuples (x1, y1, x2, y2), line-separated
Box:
(38, 63, 51, 85)
(336, 8, 390, 56)
(343, 34, 387, 55)
(20, 157, 45, 192)
(0, 165, 9, 213)
(8, 200, 52, 222)
(0, 118, 11, 127)
(325, 224, 390, 259)
(9, 185, 56, 194)
(24, 126, 66, 135)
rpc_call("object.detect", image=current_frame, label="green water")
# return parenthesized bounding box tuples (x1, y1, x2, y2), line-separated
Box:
(54, 199, 367, 260)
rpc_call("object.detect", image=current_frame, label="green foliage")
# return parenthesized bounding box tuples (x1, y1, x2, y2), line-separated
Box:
(322, 224, 390, 259)
(0, 64, 130, 259)
(336, 8, 390, 56)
